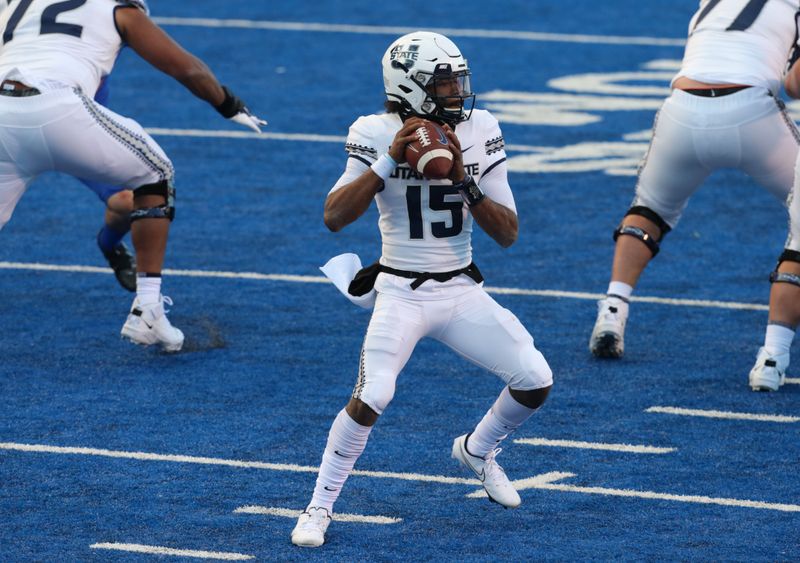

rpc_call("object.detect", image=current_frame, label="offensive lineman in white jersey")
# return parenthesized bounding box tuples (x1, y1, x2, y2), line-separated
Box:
(748, 47, 800, 391)
(291, 31, 553, 548)
(589, 0, 800, 361)
(0, 0, 265, 351)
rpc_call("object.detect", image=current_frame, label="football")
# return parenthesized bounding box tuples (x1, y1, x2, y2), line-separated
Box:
(404, 120, 454, 180)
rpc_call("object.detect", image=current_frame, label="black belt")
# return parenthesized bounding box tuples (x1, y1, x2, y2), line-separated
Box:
(682, 85, 751, 98)
(0, 80, 40, 97)
(348, 261, 484, 295)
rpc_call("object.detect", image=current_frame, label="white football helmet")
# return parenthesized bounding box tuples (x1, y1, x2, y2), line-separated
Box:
(382, 31, 475, 126)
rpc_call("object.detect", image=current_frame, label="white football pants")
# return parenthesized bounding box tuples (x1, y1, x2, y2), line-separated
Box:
(0, 87, 173, 230)
(634, 87, 799, 229)
(352, 276, 553, 415)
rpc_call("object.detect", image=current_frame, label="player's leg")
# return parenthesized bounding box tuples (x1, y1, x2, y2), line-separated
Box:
(43, 91, 182, 350)
(435, 287, 553, 508)
(83, 179, 136, 291)
(0, 168, 32, 232)
(292, 293, 424, 547)
(735, 94, 800, 390)
(749, 176, 800, 391)
(591, 95, 711, 358)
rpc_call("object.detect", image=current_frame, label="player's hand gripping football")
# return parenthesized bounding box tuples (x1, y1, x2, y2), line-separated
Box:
(441, 123, 465, 184)
(388, 117, 426, 163)
(215, 85, 267, 133)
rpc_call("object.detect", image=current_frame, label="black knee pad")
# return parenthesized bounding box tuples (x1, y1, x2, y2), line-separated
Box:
(770, 249, 800, 288)
(624, 206, 671, 235)
(613, 206, 671, 257)
(131, 180, 175, 222)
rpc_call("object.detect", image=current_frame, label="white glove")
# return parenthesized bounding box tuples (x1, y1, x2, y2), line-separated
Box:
(230, 111, 267, 133)
(215, 85, 266, 133)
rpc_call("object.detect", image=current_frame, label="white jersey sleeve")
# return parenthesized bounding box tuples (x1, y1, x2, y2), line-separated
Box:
(330, 114, 385, 192)
(330, 111, 516, 273)
(675, 0, 800, 94)
(0, 0, 142, 94)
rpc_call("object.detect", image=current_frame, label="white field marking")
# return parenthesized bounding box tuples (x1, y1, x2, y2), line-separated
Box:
(145, 127, 345, 144)
(234, 506, 401, 524)
(785, 377, 800, 385)
(466, 471, 573, 497)
(466, 472, 800, 512)
(513, 437, 675, 454)
(646, 406, 800, 423)
(0, 261, 769, 312)
(6, 441, 799, 514)
(90, 542, 253, 560)
(143, 127, 549, 154)
(151, 17, 686, 47)
(0, 442, 477, 486)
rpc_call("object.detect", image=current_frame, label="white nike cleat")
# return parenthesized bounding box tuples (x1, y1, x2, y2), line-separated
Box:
(451, 434, 521, 509)
(748, 347, 789, 392)
(291, 506, 331, 548)
(120, 295, 184, 352)
(589, 296, 628, 358)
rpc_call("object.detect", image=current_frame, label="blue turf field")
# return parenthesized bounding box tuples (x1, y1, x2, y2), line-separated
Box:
(2, 1, 800, 560)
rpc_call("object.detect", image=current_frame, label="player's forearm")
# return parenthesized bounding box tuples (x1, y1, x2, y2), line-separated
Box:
(171, 59, 225, 106)
(786, 61, 800, 99)
(323, 174, 382, 232)
(470, 199, 518, 248)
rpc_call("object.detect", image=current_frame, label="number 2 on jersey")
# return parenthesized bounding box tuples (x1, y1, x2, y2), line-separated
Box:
(3, 0, 87, 44)
(692, 0, 769, 33)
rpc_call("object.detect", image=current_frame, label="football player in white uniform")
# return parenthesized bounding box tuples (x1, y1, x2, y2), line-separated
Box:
(291, 31, 553, 548)
(0, 0, 266, 351)
(589, 0, 800, 359)
(748, 46, 800, 391)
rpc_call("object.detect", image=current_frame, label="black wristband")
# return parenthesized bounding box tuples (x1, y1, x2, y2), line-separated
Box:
(454, 175, 486, 207)
(215, 85, 244, 118)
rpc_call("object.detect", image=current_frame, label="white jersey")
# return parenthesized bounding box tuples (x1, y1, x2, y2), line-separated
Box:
(0, 0, 147, 95)
(331, 110, 514, 272)
(675, 0, 800, 94)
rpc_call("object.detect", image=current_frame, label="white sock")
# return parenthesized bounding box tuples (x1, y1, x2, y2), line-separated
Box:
(136, 276, 162, 306)
(764, 323, 795, 358)
(308, 409, 372, 512)
(467, 387, 537, 459)
(607, 281, 633, 301)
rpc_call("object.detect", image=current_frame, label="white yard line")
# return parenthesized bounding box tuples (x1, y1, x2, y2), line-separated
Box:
(4, 440, 799, 513)
(143, 127, 550, 154)
(151, 18, 686, 47)
(514, 438, 675, 454)
(234, 506, 401, 524)
(90, 543, 253, 560)
(646, 406, 800, 423)
(0, 261, 769, 312)
(0, 441, 476, 486)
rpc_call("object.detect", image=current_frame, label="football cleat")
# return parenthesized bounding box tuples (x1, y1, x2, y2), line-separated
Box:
(99, 234, 136, 292)
(748, 347, 789, 392)
(291, 507, 332, 548)
(589, 296, 628, 358)
(120, 295, 184, 352)
(451, 434, 521, 509)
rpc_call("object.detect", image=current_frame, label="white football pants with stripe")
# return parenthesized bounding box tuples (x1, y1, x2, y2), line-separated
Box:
(0, 86, 173, 230)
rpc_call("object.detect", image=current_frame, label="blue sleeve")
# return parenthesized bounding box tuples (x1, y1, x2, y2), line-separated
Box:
(94, 77, 111, 106)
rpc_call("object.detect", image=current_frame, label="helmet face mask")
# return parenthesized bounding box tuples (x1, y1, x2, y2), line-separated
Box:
(382, 32, 475, 127)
